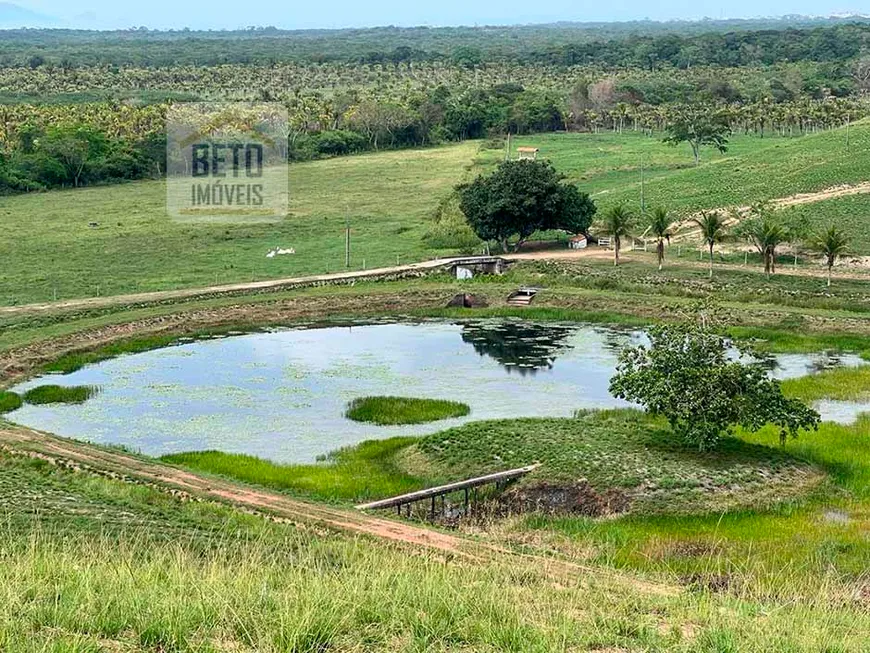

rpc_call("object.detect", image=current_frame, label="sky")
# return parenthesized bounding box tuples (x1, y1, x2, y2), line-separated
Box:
(11, 0, 870, 30)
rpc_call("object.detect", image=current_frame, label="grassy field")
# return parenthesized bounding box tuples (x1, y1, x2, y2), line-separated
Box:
(2, 122, 870, 307)
(6, 451, 870, 652)
(777, 193, 870, 254)
(494, 123, 869, 216)
(162, 437, 422, 503)
(411, 410, 822, 514)
(0, 143, 478, 306)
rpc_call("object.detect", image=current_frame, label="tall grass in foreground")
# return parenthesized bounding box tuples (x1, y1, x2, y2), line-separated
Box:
(162, 437, 423, 502)
(345, 396, 470, 425)
(2, 525, 868, 652)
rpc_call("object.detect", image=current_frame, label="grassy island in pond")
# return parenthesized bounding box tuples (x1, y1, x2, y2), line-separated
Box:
(345, 396, 470, 425)
(22, 385, 98, 405)
(0, 391, 22, 413)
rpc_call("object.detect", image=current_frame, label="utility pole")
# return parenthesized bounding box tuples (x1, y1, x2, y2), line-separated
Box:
(640, 155, 646, 216)
(505, 132, 512, 161)
(345, 214, 351, 268)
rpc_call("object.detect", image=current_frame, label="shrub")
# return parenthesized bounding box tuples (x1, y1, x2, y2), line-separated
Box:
(423, 192, 482, 253)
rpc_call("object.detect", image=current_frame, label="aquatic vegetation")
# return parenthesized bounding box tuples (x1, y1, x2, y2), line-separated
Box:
(781, 365, 870, 402)
(0, 391, 22, 413)
(345, 396, 470, 425)
(23, 385, 98, 405)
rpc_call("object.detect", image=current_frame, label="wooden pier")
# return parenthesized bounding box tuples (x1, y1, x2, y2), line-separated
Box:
(356, 464, 539, 517)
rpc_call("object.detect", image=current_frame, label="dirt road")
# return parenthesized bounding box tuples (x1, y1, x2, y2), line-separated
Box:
(0, 422, 474, 554)
(670, 181, 870, 242)
(0, 257, 466, 317)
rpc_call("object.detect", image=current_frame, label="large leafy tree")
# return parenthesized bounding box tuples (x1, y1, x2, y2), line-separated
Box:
(809, 225, 850, 287)
(457, 160, 596, 253)
(663, 109, 731, 165)
(609, 322, 820, 451)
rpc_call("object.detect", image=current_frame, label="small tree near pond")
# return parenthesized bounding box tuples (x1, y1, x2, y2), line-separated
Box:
(457, 159, 596, 253)
(609, 323, 819, 451)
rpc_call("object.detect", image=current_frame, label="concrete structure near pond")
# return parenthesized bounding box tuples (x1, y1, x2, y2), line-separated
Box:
(449, 256, 508, 280)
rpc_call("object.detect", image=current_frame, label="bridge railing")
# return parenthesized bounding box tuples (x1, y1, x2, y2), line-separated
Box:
(356, 464, 540, 517)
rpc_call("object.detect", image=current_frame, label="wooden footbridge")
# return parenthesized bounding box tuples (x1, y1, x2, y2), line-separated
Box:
(356, 464, 539, 518)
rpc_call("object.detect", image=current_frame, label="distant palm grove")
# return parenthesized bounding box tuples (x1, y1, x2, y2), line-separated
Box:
(1, 17, 870, 193)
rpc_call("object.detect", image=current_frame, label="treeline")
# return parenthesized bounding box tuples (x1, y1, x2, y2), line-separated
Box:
(0, 20, 869, 68)
(520, 24, 870, 69)
(1, 91, 865, 194)
(0, 124, 163, 192)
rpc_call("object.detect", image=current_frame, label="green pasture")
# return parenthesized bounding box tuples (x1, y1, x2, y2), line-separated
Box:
(0, 143, 477, 306)
(2, 122, 870, 306)
(497, 122, 868, 216)
(5, 450, 869, 652)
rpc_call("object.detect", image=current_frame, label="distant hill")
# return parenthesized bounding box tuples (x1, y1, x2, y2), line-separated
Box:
(0, 2, 59, 28)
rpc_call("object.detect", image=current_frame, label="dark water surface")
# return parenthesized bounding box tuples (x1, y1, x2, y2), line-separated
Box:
(7, 320, 866, 463)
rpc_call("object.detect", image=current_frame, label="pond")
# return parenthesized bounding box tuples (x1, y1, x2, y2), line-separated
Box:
(6, 320, 867, 463)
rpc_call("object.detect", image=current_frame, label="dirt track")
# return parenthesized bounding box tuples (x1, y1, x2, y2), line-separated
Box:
(0, 422, 474, 555)
(0, 257, 465, 317)
(670, 181, 870, 242)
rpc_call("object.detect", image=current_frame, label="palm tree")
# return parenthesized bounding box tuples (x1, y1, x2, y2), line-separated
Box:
(647, 206, 672, 271)
(741, 217, 787, 277)
(692, 210, 727, 278)
(809, 225, 849, 287)
(600, 205, 634, 267)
